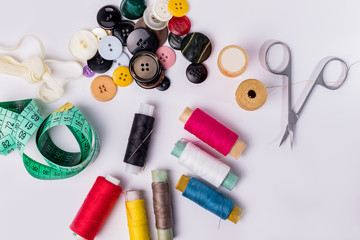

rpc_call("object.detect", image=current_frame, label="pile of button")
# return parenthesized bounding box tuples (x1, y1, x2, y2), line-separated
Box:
(68, 0, 212, 101)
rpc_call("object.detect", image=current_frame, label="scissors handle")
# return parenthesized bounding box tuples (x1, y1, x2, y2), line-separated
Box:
(265, 41, 292, 76)
(315, 57, 348, 90)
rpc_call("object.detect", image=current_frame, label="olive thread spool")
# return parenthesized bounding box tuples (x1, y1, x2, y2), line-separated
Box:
(126, 190, 151, 240)
(70, 175, 122, 240)
(179, 107, 246, 159)
(124, 103, 155, 174)
(151, 169, 174, 240)
(171, 140, 238, 190)
(175, 175, 243, 224)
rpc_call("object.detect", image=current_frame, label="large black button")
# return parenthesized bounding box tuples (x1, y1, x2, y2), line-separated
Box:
(181, 32, 212, 63)
(135, 71, 165, 89)
(97, 5, 122, 30)
(186, 63, 208, 84)
(126, 28, 159, 54)
(168, 33, 184, 50)
(156, 76, 170, 91)
(129, 51, 163, 83)
(112, 21, 135, 46)
(87, 52, 113, 73)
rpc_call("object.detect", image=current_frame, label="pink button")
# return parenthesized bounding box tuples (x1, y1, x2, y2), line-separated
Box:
(155, 46, 176, 70)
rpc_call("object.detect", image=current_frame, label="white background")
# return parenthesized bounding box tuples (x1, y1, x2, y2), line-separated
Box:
(1, 0, 360, 239)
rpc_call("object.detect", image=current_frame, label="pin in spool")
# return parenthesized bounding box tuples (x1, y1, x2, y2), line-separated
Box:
(235, 79, 267, 111)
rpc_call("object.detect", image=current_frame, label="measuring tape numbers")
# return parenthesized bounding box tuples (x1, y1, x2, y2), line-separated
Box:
(0, 99, 100, 180)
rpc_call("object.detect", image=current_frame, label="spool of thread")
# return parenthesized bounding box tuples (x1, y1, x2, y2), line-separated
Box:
(124, 103, 155, 174)
(70, 175, 122, 240)
(217, 45, 248, 78)
(171, 140, 238, 190)
(175, 175, 243, 224)
(126, 190, 151, 240)
(179, 107, 246, 159)
(235, 79, 267, 111)
(151, 169, 174, 240)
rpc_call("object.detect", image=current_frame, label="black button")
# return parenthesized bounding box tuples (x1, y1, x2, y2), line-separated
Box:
(126, 28, 159, 54)
(135, 71, 165, 89)
(97, 5, 121, 30)
(168, 33, 184, 50)
(129, 51, 163, 83)
(181, 32, 212, 63)
(156, 76, 170, 91)
(186, 63, 208, 84)
(112, 21, 135, 46)
(87, 52, 113, 73)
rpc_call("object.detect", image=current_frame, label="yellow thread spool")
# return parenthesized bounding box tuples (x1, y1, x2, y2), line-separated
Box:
(126, 191, 150, 240)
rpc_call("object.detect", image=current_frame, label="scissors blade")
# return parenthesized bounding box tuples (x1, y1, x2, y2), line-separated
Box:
(289, 130, 294, 149)
(279, 126, 290, 147)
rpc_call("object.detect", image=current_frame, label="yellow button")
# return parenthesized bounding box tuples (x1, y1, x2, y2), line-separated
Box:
(168, 0, 189, 17)
(113, 66, 133, 87)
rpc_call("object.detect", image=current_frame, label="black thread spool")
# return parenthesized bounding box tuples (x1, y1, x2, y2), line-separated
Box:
(124, 103, 155, 174)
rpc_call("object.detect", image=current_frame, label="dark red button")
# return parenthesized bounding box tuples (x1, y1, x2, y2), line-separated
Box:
(168, 16, 191, 36)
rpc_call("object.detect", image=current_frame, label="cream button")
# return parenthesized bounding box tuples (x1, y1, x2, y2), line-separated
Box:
(69, 30, 98, 61)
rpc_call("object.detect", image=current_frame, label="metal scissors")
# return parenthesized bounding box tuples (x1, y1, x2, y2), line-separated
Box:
(265, 41, 349, 148)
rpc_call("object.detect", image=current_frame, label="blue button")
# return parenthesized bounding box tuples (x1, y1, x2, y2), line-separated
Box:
(98, 36, 123, 60)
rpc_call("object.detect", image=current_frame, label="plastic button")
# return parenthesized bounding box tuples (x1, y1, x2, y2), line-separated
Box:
(181, 32, 212, 63)
(186, 63, 208, 84)
(112, 21, 135, 46)
(156, 46, 176, 70)
(168, 16, 191, 36)
(153, 0, 172, 22)
(156, 76, 170, 91)
(83, 65, 95, 78)
(98, 36, 123, 60)
(92, 28, 108, 42)
(120, 0, 147, 20)
(129, 51, 163, 83)
(87, 52, 113, 73)
(143, 6, 168, 30)
(113, 52, 130, 68)
(68, 30, 98, 61)
(168, 33, 184, 50)
(126, 28, 159, 54)
(97, 5, 122, 30)
(135, 17, 168, 46)
(113, 66, 133, 87)
(135, 71, 165, 89)
(90, 75, 117, 101)
(168, 0, 189, 17)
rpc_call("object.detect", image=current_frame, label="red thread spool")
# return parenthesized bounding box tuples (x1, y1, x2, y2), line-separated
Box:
(179, 107, 247, 159)
(70, 175, 122, 240)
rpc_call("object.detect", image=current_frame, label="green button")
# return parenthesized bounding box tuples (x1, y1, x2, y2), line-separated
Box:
(120, 0, 147, 20)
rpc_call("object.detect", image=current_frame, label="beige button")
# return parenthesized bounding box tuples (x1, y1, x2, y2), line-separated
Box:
(90, 76, 117, 102)
(132, 54, 158, 80)
(69, 30, 98, 61)
(235, 79, 267, 111)
(218, 45, 248, 78)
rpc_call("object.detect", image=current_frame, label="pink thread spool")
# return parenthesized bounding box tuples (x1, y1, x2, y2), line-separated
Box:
(179, 107, 246, 159)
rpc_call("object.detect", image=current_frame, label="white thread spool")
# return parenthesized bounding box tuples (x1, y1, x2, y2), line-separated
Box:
(171, 140, 238, 190)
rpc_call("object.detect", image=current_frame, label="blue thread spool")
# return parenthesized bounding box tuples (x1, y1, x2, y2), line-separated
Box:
(175, 175, 243, 224)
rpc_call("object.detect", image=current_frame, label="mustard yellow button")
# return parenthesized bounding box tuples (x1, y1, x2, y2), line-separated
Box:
(113, 66, 133, 87)
(168, 0, 189, 17)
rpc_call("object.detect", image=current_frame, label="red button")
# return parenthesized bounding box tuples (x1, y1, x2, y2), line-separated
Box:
(168, 16, 191, 36)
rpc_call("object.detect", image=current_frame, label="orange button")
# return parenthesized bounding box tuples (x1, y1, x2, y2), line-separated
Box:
(90, 75, 117, 102)
(113, 66, 133, 87)
(168, 0, 189, 17)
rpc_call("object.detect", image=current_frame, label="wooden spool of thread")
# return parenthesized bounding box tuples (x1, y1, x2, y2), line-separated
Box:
(126, 190, 151, 240)
(70, 175, 122, 240)
(217, 45, 248, 78)
(151, 169, 174, 240)
(235, 79, 267, 111)
(179, 107, 246, 159)
(175, 175, 243, 224)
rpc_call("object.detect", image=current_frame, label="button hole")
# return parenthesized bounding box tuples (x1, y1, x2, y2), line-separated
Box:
(141, 68, 145, 71)
(146, 63, 149, 66)
(146, 68, 149, 71)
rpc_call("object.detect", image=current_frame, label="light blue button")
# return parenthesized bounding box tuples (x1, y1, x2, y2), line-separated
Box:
(98, 36, 123, 60)
(107, 52, 130, 74)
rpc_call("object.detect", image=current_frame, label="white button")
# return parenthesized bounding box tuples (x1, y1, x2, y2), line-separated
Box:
(152, 0, 172, 22)
(143, 6, 168, 31)
(68, 30, 98, 61)
(98, 36, 123, 60)
(92, 28, 108, 42)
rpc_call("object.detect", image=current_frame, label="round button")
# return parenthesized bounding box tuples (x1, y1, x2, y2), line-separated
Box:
(168, 16, 191, 36)
(98, 36, 123, 60)
(156, 76, 170, 91)
(168, 33, 184, 50)
(155, 46, 176, 70)
(186, 63, 208, 84)
(97, 5, 122, 30)
(113, 66, 133, 87)
(135, 71, 165, 89)
(235, 79, 267, 111)
(113, 52, 130, 68)
(135, 17, 168, 46)
(112, 21, 135, 46)
(181, 32, 212, 63)
(143, 6, 168, 30)
(87, 52, 113, 73)
(218, 45, 248, 78)
(83, 65, 95, 78)
(90, 75, 117, 102)
(168, 0, 189, 17)
(130, 51, 163, 83)
(120, 0, 147, 20)
(126, 28, 159, 54)
(92, 28, 108, 42)
(153, 0, 172, 22)
(68, 30, 98, 61)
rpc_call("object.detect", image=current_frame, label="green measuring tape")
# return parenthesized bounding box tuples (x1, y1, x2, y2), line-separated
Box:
(0, 99, 100, 180)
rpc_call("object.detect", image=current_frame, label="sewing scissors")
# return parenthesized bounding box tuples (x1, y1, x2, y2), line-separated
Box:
(265, 41, 349, 148)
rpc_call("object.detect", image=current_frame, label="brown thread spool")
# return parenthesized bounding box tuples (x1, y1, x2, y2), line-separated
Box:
(235, 79, 267, 111)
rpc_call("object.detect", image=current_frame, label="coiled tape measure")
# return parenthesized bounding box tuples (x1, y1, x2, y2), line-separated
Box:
(0, 99, 100, 180)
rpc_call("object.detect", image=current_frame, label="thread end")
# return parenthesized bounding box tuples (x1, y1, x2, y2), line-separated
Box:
(151, 169, 168, 182)
(221, 172, 238, 191)
(175, 175, 190, 192)
(227, 205, 243, 224)
(171, 141, 186, 158)
(157, 228, 173, 240)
